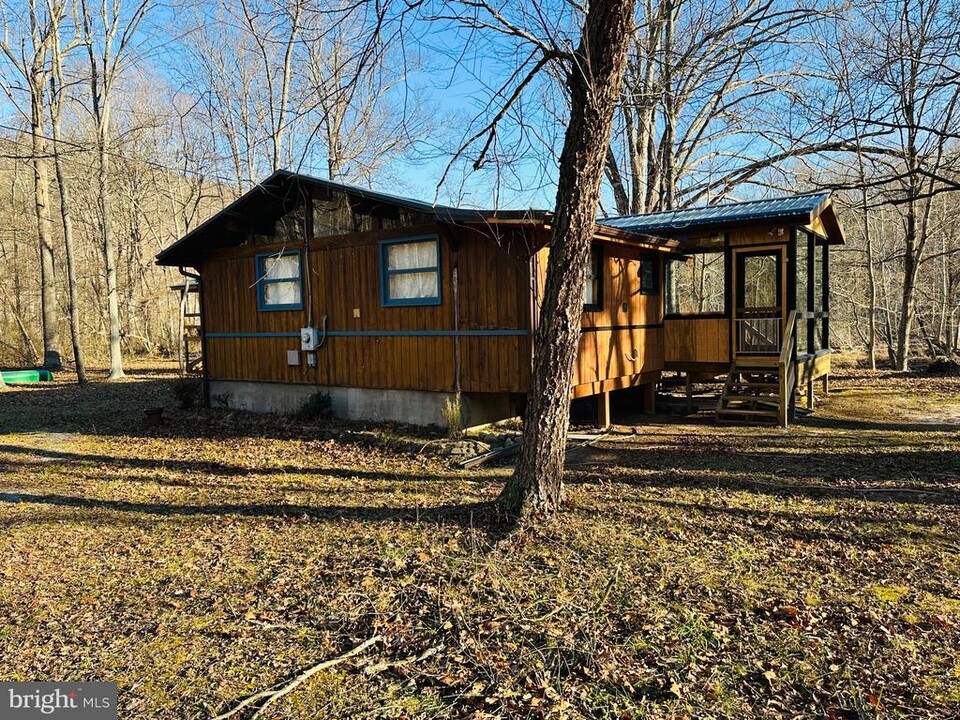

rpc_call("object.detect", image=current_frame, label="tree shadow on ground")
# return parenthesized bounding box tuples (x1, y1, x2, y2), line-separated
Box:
(4, 369, 958, 546)
(0, 443, 491, 487)
(0, 490, 515, 541)
(0, 373, 446, 445)
(593, 494, 956, 547)
(564, 444, 959, 506)
(800, 414, 960, 433)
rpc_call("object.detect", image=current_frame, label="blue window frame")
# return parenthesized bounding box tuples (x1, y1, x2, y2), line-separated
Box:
(256, 250, 303, 311)
(379, 235, 442, 307)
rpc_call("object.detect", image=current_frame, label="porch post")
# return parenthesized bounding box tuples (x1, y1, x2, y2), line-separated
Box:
(822, 242, 830, 351)
(807, 231, 815, 356)
(644, 381, 656, 413)
(596, 391, 611, 429)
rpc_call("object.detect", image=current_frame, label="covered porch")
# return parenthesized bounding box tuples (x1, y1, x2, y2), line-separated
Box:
(602, 192, 844, 426)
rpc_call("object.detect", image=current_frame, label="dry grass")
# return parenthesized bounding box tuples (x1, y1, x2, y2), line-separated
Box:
(1, 362, 958, 719)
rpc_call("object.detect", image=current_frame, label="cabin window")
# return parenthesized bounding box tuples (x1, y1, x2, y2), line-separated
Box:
(666, 251, 726, 315)
(256, 251, 303, 311)
(584, 246, 603, 310)
(639, 257, 658, 295)
(380, 236, 442, 306)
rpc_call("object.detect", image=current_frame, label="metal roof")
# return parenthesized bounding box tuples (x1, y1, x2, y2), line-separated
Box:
(599, 193, 832, 235)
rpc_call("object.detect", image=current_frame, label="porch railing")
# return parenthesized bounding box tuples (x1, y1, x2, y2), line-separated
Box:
(736, 308, 782, 354)
(777, 310, 798, 427)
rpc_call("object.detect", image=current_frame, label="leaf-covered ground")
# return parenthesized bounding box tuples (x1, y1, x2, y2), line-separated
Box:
(1, 362, 958, 719)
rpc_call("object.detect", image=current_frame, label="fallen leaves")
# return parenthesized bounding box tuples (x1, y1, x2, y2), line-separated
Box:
(1, 364, 959, 717)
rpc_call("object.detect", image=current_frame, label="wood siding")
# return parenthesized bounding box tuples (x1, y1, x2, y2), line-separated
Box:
(201, 223, 533, 394)
(664, 317, 729, 365)
(533, 242, 666, 396)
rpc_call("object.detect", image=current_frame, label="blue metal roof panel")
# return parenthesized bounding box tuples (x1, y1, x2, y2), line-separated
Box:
(599, 193, 831, 234)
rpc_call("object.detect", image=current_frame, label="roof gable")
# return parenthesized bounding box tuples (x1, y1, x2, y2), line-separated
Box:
(155, 170, 671, 267)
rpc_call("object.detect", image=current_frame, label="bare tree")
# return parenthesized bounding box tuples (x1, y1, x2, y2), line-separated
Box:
(814, 0, 960, 369)
(604, 0, 826, 213)
(80, 0, 153, 379)
(47, 0, 86, 383)
(0, 0, 63, 368)
(238, 0, 304, 174)
(493, 0, 635, 517)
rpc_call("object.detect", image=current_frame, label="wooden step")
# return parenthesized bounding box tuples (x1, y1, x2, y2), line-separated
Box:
(725, 397, 778, 404)
(716, 407, 779, 418)
(729, 382, 779, 389)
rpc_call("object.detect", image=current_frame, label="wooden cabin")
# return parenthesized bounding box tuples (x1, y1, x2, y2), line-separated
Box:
(156, 170, 678, 427)
(156, 171, 843, 428)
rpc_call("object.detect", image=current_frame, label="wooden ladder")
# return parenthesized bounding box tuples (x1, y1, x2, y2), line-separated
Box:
(183, 313, 203, 373)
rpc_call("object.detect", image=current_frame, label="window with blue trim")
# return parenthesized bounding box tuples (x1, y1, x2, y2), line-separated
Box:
(256, 251, 303, 311)
(380, 236, 441, 306)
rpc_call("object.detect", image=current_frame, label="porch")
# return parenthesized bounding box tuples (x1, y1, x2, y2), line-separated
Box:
(662, 224, 835, 427)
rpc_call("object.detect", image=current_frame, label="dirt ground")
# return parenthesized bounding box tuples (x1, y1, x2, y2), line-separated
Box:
(0, 361, 958, 718)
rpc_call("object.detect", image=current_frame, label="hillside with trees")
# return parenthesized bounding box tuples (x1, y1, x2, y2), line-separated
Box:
(1, 0, 958, 375)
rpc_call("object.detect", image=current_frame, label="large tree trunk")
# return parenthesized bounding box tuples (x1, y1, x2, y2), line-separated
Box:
(99, 137, 125, 379)
(86, 34, 124, 379)
(660, 0, 676, 210)
(860, 188, 877, 370)
(895, 200, 918, 371)
(500, 0, 635, 519)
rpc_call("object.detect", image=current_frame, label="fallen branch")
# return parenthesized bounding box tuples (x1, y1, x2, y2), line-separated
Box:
(363, 644, 441, 677)
(459, 442, 519, 469)
(212, 635, 383, 720)
(460, 432, 608, 470)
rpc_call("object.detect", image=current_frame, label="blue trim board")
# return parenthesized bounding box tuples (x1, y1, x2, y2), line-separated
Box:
(329, 329, 526, 337)
(207, 332, 301, 338)
(206, 329, 528, 339)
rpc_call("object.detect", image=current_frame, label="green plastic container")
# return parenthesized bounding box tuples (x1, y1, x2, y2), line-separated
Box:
(1, 369, 54, 383)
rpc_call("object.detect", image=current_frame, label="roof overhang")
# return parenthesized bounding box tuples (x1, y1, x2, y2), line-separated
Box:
(598, 192, 846, 249)
(809, 197, 845, 245)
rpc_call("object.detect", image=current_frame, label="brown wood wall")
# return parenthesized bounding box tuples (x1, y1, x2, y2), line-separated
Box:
(533, 242, 666, 395)
(201, 222, 533, 394)
(664, 317, 730, 365)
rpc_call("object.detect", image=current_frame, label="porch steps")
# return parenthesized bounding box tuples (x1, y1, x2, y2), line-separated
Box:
(716, 363, 781, 424)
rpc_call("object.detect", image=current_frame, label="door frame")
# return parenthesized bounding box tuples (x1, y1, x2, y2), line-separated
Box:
(731, 244, 787, 359)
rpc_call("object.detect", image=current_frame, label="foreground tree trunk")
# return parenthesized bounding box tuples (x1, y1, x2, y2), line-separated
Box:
(500, 0, 635, 518)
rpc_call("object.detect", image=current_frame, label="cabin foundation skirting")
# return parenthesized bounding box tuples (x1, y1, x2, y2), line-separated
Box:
(207, 380, 517, 428)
